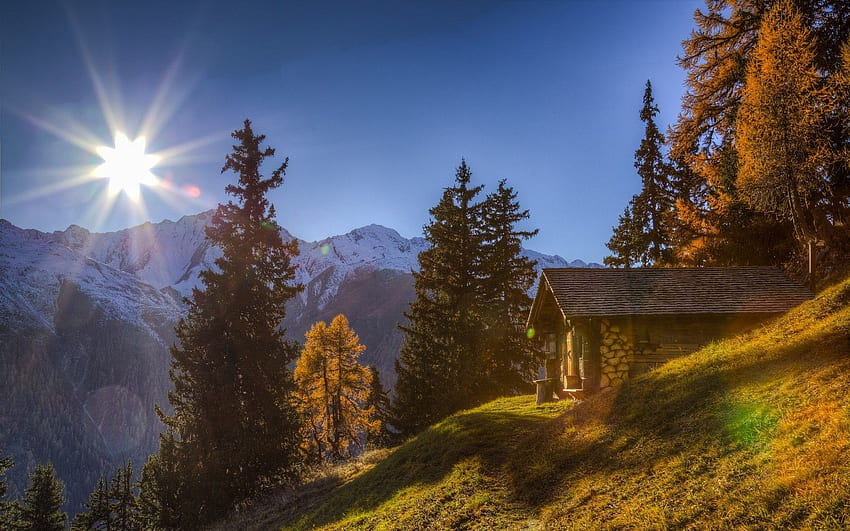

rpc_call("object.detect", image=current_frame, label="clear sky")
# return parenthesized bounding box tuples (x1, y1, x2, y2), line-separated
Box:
(0, 0, 702, 263)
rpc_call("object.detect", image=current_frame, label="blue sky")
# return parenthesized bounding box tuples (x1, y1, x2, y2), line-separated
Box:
(1, 0, 702, 263)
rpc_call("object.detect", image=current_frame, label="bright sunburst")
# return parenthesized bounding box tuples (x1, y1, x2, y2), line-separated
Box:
(94, 132, 160, 201)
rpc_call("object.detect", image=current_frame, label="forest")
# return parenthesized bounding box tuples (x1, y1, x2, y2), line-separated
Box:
(2, 0, 850, 528)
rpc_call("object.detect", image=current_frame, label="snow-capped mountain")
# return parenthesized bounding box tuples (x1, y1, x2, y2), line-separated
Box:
(44, 211, 595, 387)
(50, 209, 593, 304)
(0, 212, 597, 512)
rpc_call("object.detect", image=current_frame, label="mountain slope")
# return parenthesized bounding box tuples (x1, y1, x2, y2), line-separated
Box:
(0, 220, 181, 513)
(221, 274, 850, 530)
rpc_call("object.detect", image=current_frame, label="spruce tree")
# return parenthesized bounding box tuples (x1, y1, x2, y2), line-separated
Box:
(18, 463, 66, 531)
(71, 476, 111, 530)
(109, 461, 138, 530)
(0, 454, 18, 529)
(293, 314, 372, 463)
(479, 179, 538, 399)
(392, 160, 486, 435)
(137, 443, 181, 530)
(156, 119, 304, 526)
(604, 202, 646, 268)
(606, 81, 673, 267)
(364, 366, 392, 449)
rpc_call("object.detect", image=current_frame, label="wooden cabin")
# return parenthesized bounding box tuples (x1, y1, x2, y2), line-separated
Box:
(527, 267, 812, 400)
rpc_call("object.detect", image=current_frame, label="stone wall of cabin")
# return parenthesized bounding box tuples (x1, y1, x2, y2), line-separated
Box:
(599, 318, 634, 388)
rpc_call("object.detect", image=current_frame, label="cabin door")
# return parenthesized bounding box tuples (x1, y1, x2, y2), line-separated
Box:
(564, 329, 582, 389)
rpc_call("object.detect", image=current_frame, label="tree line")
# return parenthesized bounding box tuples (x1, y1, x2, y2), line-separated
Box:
(606, 0, 850, 281)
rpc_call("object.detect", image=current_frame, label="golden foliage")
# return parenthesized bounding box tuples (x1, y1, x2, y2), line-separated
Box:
(294, 314, 377, 463)
(736, 0, 831, 245)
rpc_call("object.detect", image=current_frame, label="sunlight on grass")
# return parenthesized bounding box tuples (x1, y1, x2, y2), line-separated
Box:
(213, 276, 850, 530)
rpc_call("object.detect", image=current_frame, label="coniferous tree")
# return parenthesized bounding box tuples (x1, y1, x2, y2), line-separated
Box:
(604, 201, 647, 268)
(606, 81, 673, 267)
(137, 445, 181, 531)
(364, 366, 392, 449)
(294, 314, 373, 463)
(109, 461, 138, 530)
(392, 160, 486, 436)
(669, 0, 850, 268)
(71, 476, 111, 530)
(17, 463, 66, 531)
(155, 120, 304, 526)
(479, 179, 538, 398)
(0, 454, 18, 529)
(737, 0, 832, 256)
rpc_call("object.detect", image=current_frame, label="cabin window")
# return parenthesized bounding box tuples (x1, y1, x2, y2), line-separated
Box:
(543, 333, 557, 359)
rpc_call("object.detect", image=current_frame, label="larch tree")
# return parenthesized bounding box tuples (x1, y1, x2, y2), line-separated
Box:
(391, 160, 486, 436)
(154, 120, 304, 526)
(669, 0, 850, 267)
(479, 179, 538, 399)
(17, 463, 66, 531)
(73, 461, 139, 530)
(294, 314, 373, 463)
(606, 81, 673, 267)
(736, 0, 831, 255)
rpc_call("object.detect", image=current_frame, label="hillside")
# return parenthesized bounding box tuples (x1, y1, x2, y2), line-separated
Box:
(218, 274, 850, 529)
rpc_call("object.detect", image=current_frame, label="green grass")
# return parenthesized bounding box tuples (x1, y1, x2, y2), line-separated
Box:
(216, 275, 850, 530)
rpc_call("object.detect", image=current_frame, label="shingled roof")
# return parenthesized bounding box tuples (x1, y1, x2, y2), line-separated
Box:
(534, 267, 812, 318)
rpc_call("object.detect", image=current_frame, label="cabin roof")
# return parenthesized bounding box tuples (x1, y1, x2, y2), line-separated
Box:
(531, 267, 812, 320)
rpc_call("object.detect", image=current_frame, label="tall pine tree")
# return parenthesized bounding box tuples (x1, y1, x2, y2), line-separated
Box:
(392, 162, 537, 434)
(479, 180, 538, 399)
(392, 160, 486, 435)
(0, 454, 17, 529)
(17, 463, 66, 531)
(72, 476, 111, 530)
(364, 366, 392, 449)
(606, 81, 673, 267)
(155, 120, 304, 526)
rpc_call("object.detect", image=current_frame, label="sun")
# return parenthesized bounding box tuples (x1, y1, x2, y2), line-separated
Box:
(94, 132, 160, 201)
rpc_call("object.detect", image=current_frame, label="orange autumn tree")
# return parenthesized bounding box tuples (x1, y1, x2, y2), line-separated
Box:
(737, 0, 832, 256)
(294, 314, 375, 463)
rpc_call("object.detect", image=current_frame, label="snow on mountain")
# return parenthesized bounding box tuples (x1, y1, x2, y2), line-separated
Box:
(47, 211, 596, 307)
(52, 211, 219, 298)
(0, 219, 181, 335)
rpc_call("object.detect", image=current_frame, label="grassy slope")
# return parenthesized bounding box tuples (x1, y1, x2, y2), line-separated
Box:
(221, 276, 850, 530)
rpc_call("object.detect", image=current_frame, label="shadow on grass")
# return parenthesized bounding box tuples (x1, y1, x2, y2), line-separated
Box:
(292, 404, 560, 528)
(284, 279, 850, 528)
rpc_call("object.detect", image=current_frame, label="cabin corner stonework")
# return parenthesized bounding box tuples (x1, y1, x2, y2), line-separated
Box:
(599, 319, 633, 389)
